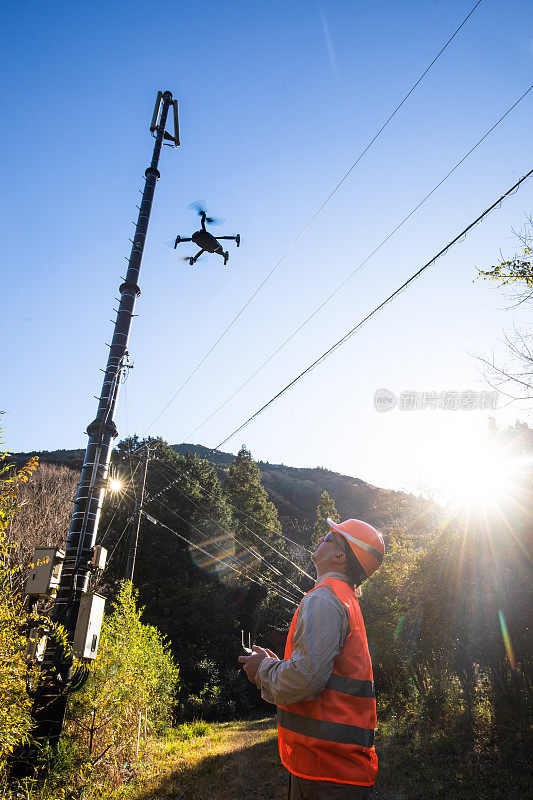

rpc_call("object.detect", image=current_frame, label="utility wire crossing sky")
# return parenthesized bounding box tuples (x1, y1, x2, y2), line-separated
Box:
(2, 0, 532, 496)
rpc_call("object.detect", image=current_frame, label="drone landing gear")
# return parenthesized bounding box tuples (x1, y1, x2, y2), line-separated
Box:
(189, 249, 205, 266)
(223, 251, 229, 265)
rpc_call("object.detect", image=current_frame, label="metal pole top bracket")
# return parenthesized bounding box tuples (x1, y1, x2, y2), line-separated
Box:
(150, 89, 180, 146)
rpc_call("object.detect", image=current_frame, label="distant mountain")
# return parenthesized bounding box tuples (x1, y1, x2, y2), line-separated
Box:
(13, 442, 439, 540)
(11, 447, 86, 470)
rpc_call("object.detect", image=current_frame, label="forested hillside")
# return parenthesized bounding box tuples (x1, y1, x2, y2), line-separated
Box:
(4, 426, 531, 799)
(13, 441, 439, 541)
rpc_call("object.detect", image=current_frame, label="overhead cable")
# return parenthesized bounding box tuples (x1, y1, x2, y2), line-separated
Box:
(147, 456, 313, 555)
(142, 508, 298, 610)
(183, 84, 533, 441)
(151, 463, 306, 595)
(140, 0, 483, 436)
(144, 475, 303, 602)
(216, 168, 533, 448)
(144, 501, 299, 607)
(151, 459, 312, 592)
(145, 472, 305, 601)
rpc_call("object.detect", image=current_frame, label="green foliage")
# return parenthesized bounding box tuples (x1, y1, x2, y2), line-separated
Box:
(312, 489, 339, 548)
(169, 719, 211, 740)
(223, 446, 281, 541)
(68, 581, 179, 765)
(362, 533, 417, 701)
(478, 244, 533, 286)
(0, 445, 38, 764)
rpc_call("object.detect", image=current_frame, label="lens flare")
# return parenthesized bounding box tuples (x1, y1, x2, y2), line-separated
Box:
(394, 614, 406, 639)
(498, 609, 516, 670)
(108, 477, 123, 493)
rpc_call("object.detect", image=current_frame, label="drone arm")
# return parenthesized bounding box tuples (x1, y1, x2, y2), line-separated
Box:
(216, 235, 239, 240)
(174, 236, 192, 248)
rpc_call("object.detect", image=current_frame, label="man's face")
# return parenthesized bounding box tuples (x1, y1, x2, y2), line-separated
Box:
(311, 530, 347, 571)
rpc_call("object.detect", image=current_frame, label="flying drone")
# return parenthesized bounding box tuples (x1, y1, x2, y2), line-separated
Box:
(174, 202, 240, 265)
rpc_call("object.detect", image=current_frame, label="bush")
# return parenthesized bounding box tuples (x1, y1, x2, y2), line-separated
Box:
(67, 581, 179, 769)
(0, 448, 38, 766)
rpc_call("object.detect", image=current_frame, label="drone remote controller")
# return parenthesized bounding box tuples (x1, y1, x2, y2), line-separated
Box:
(241, 630, 253, 655)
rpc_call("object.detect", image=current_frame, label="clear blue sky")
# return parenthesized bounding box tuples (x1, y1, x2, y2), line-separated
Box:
(2, 0, 532, 496)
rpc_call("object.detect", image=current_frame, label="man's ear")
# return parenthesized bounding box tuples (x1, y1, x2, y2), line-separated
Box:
(333, 551, 346, 565)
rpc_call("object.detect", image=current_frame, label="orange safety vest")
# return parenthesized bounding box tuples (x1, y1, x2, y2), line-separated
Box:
(277, 577, 378, 786)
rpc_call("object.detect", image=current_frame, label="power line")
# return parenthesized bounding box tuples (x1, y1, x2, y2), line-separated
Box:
(183, 84, 533, 442)
(147, 454, 313, 555)
(103, 445, 309, 601)
(150, 459, 312, 592)
(216, 168, 533, 449)
(141, 0, 483, 436)
(145, 501, 299, 607)
(142, 507, 298, 610)
(146, 463, 307, 600)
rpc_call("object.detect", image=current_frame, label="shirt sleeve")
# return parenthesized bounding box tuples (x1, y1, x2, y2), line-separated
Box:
(255, 589, 349, 706)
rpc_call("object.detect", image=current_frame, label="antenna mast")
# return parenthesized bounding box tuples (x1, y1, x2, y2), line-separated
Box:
(14, 90, 179, 770)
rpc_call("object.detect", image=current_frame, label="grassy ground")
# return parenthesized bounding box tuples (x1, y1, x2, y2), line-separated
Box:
(7, 717, 528, 800)
(83, 716, 527, 800)
(95, 718, 286, 800)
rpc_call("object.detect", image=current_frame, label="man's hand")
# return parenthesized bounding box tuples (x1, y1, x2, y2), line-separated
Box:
(238, 645, 274, 683)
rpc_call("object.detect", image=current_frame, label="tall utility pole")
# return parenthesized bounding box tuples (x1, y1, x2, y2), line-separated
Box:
(125, 444, 150, 581)
(17, 90, 179, 766)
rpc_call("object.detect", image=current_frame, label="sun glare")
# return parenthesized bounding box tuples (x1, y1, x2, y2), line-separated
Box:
(108, 477, 123, 494)
(432, 440, 521, 511)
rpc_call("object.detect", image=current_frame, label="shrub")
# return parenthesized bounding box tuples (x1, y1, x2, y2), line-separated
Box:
(67, 581, 179, 769)
(0, 448, 38, 765)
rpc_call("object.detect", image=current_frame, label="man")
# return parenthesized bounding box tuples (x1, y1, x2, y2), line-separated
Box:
(239, 517, 385, 799)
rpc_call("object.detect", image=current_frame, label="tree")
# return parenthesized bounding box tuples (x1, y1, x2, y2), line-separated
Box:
(223, 446, 281, 543)
(102, 439, 250, 715)
(4, 461, 78, 595)
(477, 216, 533, 403)
(312, 489, 339, 548)
(0, 442, 38, 764)
(478, 215, 533, 295)
(223, 447, 296, 650)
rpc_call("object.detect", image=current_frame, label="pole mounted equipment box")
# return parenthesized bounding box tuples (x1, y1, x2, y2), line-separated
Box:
(91, 545, 107, 571)
(24, 548, 65, 598)
(25, 627, 48, 664)
(73, 593, 106, 660)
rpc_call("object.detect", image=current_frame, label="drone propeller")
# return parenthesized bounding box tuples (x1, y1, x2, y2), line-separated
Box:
(188, 200, 225, 226)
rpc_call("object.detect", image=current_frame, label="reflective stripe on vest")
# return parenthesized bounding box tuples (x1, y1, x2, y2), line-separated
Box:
(325, 673, 375, 698)
(278, 708, 375, 748)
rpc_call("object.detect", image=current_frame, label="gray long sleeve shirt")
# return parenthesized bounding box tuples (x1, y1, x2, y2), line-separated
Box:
(255, 572, 352, 706)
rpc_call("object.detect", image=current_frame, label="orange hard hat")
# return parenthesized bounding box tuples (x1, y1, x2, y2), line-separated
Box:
(327, 517, 385, 583)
